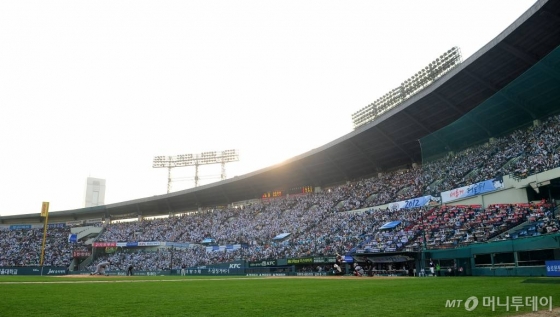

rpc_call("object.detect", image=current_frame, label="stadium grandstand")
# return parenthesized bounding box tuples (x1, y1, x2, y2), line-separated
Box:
(2, 0, 560, 277)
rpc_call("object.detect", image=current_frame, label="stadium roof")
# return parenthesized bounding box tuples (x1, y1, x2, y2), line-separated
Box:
(3, 0, 560, 223)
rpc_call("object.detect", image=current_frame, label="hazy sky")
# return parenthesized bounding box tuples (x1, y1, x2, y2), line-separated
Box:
(0, 0, 537, 216)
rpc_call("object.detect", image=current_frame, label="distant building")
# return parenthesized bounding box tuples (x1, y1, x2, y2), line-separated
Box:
(84, 177, 106, 207)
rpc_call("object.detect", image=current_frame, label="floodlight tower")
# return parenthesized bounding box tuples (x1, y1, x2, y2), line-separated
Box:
(193, 150, 239, 187)
(351, 46, 462, 129)
(152, 155, 182, 193)
(153, 149, 239, 193)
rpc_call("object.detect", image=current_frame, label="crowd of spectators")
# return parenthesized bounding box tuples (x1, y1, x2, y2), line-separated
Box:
(3, 115, 560, 270)
(0, 227, 73, 267)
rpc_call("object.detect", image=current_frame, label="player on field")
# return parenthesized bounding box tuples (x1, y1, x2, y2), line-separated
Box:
(353, 263, 364, 277)
(333, 253, 344, 275)
(91, 261, 110, 276)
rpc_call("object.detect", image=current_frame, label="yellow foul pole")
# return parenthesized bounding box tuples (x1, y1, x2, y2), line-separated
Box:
(39, 202, 50, 267)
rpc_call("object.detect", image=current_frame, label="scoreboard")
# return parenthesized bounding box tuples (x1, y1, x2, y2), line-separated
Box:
(289, 186, 313, 195)
(262, 186, 313, 199)
(261, 190, 283, 199)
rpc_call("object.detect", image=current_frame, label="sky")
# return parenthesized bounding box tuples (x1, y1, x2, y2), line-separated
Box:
(0, 0, 537, 216)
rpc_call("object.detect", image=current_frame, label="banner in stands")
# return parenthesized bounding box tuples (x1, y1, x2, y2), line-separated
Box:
(48, 223, 65, 228)
(86, 218, 103, 224)
(114, 242, 136, 247)
(66, 220, 84, 226)
(73, 250, 91, 258)
(272, 233, 291, 240)
(165, 242, 192, 248)
(93, 242, 116, 247)
(545, 260, 560, 277)
(379, 221, 401, 230)
(68, 234, 78, 243)
(441, 179, 504, 203)
(138, 241, 161, 246)
(389, 195, 440, 211)
(205, 244, 243, 252)
(9, 225, 31, 230)
(111, 242, 162, 247)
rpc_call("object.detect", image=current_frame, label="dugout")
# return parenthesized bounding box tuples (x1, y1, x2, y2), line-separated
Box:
(353, 253, 417, 277)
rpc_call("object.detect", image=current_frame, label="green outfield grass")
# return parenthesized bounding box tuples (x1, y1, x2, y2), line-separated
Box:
(0, 276, 558, 317)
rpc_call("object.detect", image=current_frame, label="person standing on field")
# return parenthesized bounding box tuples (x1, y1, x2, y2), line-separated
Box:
(333, 253, 343, 275)
(429, 259, 435, 276)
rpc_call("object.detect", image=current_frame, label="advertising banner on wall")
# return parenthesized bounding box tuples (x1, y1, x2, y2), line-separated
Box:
(249, 260, 277, 267)
(545, 260, 560, 277)
(287, 257, 313, 265)
(0, 267, 67, 275)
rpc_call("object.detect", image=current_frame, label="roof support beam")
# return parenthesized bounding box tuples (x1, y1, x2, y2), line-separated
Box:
(463, 69, 536, 119)
(348, 139, 379, 168)
(432, 93, 492, 138)
(249, 183, 262, 199)
(165, 198, 174, 214)
(541, 9, 560, 24)
(401, 109, 455, 150)
(500, 42, 539, 65)
(135, 203, 141, 215)
(193, 191, 202, 208)
(220, 187, 230, 204)
(501, 42, 560, 83)
(297, 161, 318, 186)
(374, 126, 415, 162)
(323, 151, 349, 181)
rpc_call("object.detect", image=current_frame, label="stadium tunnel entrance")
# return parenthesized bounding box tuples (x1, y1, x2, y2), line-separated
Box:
(525, 178, 560, 209)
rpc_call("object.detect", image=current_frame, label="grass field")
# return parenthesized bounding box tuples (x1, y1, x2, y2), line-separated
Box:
(0, 275, 558, 317)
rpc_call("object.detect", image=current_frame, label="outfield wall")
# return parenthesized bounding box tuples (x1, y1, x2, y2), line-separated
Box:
(3, 236, 559, 277)
(77, 266, 297, 277)
(0, 266, 68, 276)
(427, 233, 560, 277)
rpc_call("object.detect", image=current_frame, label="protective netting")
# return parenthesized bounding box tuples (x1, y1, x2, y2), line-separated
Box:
(420, 45, 560, 164)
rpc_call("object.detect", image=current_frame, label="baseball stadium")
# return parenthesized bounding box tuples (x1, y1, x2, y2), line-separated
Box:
(3, 1, 560, 316)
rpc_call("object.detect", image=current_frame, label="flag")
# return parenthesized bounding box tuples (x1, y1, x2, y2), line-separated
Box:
(41, 202, 50, 218)
(68, 234, 78, 243)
